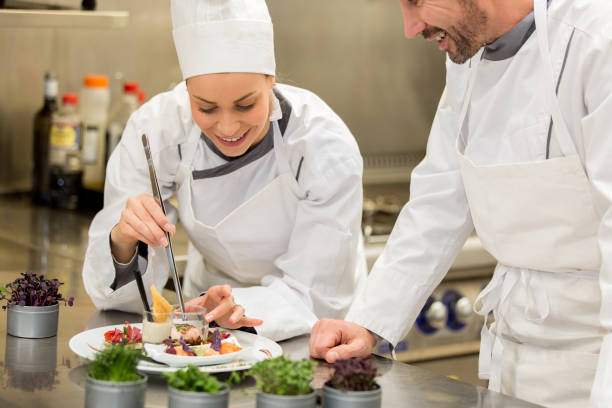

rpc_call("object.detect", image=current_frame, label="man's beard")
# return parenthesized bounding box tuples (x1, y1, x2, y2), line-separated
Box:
(422, 0, 488, 64)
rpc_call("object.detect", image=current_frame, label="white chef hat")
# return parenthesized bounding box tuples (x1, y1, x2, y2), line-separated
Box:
(171, 0, 276, 80)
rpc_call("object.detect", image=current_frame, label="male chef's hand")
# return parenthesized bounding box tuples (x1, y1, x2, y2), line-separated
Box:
(186, 285, 263, 330)
(310, 319, 377, 363)
(111, 193, 176, 263)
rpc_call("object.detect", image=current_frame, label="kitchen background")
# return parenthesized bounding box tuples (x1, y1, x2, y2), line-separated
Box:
(0, 0, 494, 387)
(0, 0, 446, 193)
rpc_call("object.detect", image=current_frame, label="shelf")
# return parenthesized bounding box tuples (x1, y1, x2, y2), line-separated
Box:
(0, 9, 129, 29)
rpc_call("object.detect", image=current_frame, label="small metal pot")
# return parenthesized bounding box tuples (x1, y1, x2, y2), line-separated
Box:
(85, 375, 147, 408)
(168, 384, 229, 408)
(323, 384, 382, 408)
(256, 390, 317, 408)
(6, 303, 59, 338)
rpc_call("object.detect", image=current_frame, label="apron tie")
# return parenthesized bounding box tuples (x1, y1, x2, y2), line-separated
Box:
(474, 265, 551, 391)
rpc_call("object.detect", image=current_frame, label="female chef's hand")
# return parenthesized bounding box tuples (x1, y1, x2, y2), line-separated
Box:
(185, 285, 264, 330)
(310, 319, 376, 363)
(110, 193, 176, 263)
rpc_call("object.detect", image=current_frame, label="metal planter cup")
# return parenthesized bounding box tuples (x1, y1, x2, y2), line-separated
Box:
(7, 303, 59, 338)
(168, 384, 229, 408)
(256, 390, 317, 408)
(85, 375, 147, 408)
(323, 384, 382, 408)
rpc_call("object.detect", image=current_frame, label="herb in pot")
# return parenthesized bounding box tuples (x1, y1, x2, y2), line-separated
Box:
(248, 356, 316, 395)
(88, 345, 143, 382)
(326, 356, 379, 391)
(164, 365, 225, 393)
(0, 272, 74, 309)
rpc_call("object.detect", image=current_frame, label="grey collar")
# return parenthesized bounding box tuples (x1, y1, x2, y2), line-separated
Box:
(192, 88, 292, 180)
(483, 0, 552, 61)
(483, 11, 536, 61)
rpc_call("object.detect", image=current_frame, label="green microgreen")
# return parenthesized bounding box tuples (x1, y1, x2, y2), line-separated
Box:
(246, 356, 315, 396)
(88, 345, 142, 382)
(164, 365, 225, 393)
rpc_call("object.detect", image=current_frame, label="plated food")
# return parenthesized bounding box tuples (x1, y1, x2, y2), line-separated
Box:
(103, 321, 142, 348)
(69, 323, 281, 374)
(164, 326, 243, 356)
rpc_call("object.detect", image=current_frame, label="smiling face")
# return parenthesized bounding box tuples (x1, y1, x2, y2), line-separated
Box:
(398, 0, 488, 64)
(186, 73, 275, 157)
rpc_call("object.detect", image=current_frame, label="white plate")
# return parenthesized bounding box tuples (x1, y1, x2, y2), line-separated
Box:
(143, 339, 246, 367)
(68, 323, 282, 374)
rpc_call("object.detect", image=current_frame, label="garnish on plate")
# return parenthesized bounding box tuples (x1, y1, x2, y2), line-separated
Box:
(150, 285, 173, 322)
(103, 321, 142, 347)
(162, 328, 242, 357)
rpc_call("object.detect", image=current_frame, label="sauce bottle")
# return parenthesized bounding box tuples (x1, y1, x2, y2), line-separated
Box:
(49, 93, 82, 210)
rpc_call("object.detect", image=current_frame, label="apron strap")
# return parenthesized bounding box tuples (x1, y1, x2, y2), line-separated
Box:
(455, 51, 483, 153)
(533, 0, 578, 157)
(271, 89, 301, 179)
(273, 88, 293, 137)
(474, 265, 552, 391)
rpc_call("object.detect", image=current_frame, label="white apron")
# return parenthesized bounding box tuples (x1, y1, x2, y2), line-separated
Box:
(177, 120, 306, 296)
(456, 0, 603, 406)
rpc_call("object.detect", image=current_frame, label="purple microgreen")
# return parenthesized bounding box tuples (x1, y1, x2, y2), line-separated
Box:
(0, 272, 74, 308)
(163, 337, 176, 354)
(326, 356, 379, 392)
(178, 336, 195, 355)
(210, 329, 222, 352)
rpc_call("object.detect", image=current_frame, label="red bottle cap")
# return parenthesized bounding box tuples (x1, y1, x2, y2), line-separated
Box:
(62, 93, 79, 105)
(124, 81, 139, 94)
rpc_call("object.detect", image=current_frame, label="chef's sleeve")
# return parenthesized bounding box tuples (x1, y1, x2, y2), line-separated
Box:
(581, 33, 612, 407)
(344, 57, 475, 347)
(82, 118, 178, 313)
(232, 155, 364, 342)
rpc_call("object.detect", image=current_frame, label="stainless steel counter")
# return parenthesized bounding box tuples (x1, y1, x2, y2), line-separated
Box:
(0, 195, 543, 407)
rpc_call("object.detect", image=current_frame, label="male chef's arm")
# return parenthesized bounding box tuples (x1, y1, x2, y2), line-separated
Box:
(583, 34, 612, 408)
(82, 119, 178, 313)
(311, 57, 475, 361)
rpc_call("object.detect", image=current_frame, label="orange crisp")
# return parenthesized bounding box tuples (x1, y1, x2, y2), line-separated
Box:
(150, 285, 173, 322)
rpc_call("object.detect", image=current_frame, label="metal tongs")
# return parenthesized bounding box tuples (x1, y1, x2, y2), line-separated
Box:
(141, 134, 186, 314)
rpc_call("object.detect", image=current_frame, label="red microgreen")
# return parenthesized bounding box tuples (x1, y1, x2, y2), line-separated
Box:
(163, 337, 176, 354)
(0, 272, 74, 309)
(326, 356, 379, 392)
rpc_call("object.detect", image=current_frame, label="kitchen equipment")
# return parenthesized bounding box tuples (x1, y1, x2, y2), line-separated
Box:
(141, 133, 186, 314)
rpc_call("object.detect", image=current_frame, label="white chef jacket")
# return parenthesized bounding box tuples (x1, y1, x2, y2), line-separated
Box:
(82, 82, 365, 341)
(346, 0, 612, 403)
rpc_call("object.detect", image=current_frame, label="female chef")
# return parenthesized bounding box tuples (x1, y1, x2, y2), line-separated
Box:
(82, 0, 366, 341)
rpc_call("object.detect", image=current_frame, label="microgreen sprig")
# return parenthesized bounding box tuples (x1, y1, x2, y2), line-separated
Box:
(164, 365, 225, 393)
(0, 272, 74, 309)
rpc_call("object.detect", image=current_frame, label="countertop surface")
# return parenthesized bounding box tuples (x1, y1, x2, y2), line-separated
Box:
(0, 195, 542, 407)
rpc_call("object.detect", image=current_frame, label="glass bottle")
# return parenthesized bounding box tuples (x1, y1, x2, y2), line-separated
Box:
(32, 73, 59, 205)
(49, 93, 82, 210)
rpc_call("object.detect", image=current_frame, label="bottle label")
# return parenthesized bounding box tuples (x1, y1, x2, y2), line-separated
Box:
(50, 123, 79, 148)
(49, 123, 81, 167)
(82, 125, 100, 164)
